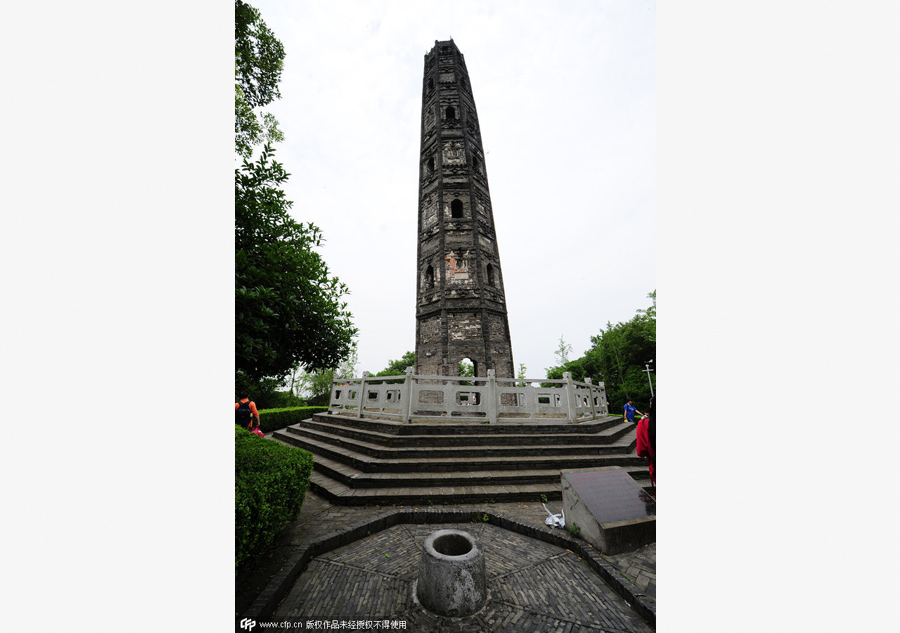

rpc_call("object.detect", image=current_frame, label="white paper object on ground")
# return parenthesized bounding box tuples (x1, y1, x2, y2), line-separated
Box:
(542, 502, 566, 528)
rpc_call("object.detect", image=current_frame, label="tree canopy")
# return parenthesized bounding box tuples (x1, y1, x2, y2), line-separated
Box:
(235, 2, 356, 395)
(546, 291, 656, 411)
(286, 341, 359, 406)
(375, 351, 416, 376)
(235, 0, 285, 159)
(236, 145, 356, 385)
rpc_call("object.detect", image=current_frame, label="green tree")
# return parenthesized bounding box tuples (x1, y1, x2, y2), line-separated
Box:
(235, 3, 355, 394)
(637, 289, 656, 325)
(236, 144, 357, 389)
(292, 341, 359, 405)
(239, 375, 306, 410)
(588, 291, 656, 411)
(517, 363, 528, 387)
(543, 291, 656, 411)
(457, 359, 475, 386)
(545, 357, 589, 383)
(554, 335, 573, 366)
(543, 336, 578, 387)
(375, 351, 416, 376)
(235, 0, 285, 159)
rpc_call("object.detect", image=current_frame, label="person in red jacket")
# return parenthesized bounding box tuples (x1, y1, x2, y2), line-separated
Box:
(636, 399, 655, 487)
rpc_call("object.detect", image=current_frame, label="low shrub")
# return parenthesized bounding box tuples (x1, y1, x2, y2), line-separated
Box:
(306, 392, 330, 407)
(235, 427, 314, 572)
(256, 406, 329, 433)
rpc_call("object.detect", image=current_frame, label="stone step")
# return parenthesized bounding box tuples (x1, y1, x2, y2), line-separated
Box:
(311, 413, 404, 436)
(281, 422, 634, 459)
(314, 412, 623, 436)
(272, 414, 650, 506)
(273, 429, 640, 473)
(306, 470, 655, 506)
(307, 471, 562, 505)
(309, 450, 651, 489)
(300, 416, 629, 447)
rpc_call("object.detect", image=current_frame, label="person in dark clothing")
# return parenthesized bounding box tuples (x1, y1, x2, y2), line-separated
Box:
(235, 392, 260, 431)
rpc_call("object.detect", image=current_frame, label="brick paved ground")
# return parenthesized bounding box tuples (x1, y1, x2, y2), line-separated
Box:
(236, 490, 656, 631)
(274, 523, 653, 632)
(606, 544, 656, 600)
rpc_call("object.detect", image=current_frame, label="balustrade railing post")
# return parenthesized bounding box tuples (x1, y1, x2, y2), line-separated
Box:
(563, 372, 577, 422)
(328, 379, 337, 412)
(585, 376, 597, 420)
(487, 369, 497, 424)
(356, 372, 369, 419)
(402, 367, 414, 423)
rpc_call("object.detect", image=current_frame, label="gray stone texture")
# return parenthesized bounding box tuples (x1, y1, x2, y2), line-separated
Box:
(416, 529, 487, 617)
(236, 490, 657, 629)
(272, 521, 654, 632)
(561, 467, 656, 555)
(416, 40, 515, 379)
(329, 371, 609, 424)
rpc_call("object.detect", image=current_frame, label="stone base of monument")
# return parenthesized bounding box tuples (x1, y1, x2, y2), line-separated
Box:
(416, 529, 486, 617)
(561, 467, 656, 555)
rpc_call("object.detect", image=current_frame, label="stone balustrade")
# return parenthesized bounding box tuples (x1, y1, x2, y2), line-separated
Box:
(328, 368, 609, 424)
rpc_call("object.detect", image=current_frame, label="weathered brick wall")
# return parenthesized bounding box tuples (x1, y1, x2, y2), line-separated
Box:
(416, 315, 443, 377)
(415, 40, 515, 379)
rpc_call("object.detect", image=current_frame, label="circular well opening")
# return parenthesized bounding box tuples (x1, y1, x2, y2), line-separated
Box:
(433, 533, 472, 557)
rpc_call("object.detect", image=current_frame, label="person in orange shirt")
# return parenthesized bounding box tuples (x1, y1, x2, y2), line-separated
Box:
(235, 392, 260, 433)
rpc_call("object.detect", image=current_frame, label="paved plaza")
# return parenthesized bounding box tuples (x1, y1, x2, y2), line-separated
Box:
(237, 490, 656, 632)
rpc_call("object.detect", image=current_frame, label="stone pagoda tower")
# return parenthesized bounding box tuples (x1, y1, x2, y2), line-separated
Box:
(415, 39, 515, 379)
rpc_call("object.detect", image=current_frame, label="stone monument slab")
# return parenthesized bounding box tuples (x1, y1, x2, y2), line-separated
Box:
(561, 467, 655, 555)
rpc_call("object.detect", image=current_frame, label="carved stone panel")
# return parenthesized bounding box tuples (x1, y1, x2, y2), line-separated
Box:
(442, 140, 466, 166)
(445, 250, 472, 283)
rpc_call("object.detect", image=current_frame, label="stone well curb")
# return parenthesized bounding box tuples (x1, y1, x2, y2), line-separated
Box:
(241, 508, 655, 629)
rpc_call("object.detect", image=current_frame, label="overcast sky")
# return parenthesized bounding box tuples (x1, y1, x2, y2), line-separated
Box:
(249, 0, 655, 378)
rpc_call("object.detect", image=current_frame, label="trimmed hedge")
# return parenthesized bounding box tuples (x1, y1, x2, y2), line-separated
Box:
(235, 427, 314, 572)
(256, 406, 329, 433)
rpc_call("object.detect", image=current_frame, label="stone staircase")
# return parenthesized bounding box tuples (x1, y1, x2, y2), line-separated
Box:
(272, 412, 652, 505)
